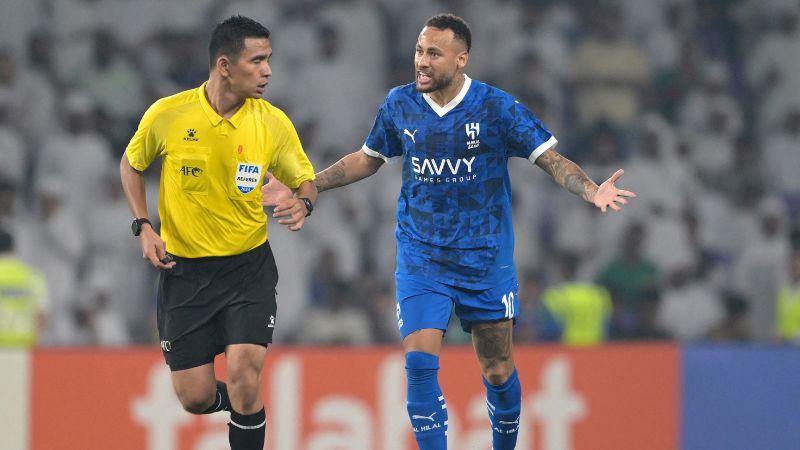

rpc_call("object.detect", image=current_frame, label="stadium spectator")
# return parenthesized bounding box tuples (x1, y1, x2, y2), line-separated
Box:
(84, 174, 152, 342)
(0, 47, 57, 156)
(0, 228, 48, 347)
(294, 271, 374, 346)
(747, 3, 800, 132)
(763, 99, 800, 209)
(24, 178, 88, 345)
(708, 291, 752, 342)
(657, 265, 724, 341)
(512, 51, 565, 144)
(777, 249, 800, 344)
(292, 22, 381, 152)
(544, 254, 612, 346)
(733, 197, 791, 340)
(0, 90, 25, 190)
(514, 269, 560, 343)
(72, 27, 147, 139)
(596, 221, 659, 339)
(678, 60, 743, 141)
(571, 4, 650, 130)
(35, 92, 115, 216)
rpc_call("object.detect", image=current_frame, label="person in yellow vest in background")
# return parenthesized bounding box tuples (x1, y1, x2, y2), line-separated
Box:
(777, 249, 800, 344)
(0, 228, 47, 347)
(543, 254, 612, 346)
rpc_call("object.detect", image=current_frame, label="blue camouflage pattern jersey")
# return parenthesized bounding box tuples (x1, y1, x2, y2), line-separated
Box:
(364, 75, 557, 289)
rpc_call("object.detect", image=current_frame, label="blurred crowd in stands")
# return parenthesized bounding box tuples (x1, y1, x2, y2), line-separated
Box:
(2, 0, 800, 347)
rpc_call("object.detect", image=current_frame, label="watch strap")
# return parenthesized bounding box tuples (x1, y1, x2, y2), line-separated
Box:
(299, 198, 314, 217)
(132, 217, 152, 236)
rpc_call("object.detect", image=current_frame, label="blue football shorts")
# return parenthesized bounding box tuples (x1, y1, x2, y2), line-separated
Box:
(395, 273, 519, 339)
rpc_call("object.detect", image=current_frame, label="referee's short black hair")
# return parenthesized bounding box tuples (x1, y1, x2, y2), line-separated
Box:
(209, 15, 270, 69)
(425, 14, 472, 52)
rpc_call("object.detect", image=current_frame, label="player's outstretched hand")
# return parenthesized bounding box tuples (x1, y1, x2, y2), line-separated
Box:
(261, 171, 293, 206)
(594, 169, 636, 213)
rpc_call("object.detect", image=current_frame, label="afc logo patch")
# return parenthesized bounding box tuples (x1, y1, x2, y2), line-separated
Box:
(180, 165, 203, 177)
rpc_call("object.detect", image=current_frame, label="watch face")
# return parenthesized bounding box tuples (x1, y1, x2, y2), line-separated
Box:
(132, 218, 149, 236)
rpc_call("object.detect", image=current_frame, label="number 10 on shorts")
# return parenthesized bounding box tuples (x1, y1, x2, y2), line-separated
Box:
(501, 292, 515, 319)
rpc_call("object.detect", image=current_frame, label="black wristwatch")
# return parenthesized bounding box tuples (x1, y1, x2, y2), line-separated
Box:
(131, 218, 152, 236)
(299, 198, 314, 217)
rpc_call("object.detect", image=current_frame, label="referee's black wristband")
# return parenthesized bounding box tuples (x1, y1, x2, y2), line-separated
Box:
(299, 197, 314, 217)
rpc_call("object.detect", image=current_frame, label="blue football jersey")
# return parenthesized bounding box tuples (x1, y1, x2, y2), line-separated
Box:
(364, 76, 557, 289)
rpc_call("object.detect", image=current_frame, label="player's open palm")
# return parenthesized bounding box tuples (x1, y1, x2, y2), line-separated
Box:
(261, 171, 293, 206)
(594, 169, 636, 213)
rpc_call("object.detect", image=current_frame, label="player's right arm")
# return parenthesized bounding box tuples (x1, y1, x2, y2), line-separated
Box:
(119, 153, 175, 269)
(314, 149, 384, 193)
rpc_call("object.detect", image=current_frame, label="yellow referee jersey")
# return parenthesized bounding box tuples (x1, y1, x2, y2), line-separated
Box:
(126, 82, 315, 257)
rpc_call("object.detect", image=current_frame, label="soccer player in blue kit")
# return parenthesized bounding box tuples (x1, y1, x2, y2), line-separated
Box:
(271, 13, 635, 450)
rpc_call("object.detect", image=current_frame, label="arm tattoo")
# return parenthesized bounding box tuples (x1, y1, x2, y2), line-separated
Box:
(315, 152, 383, 192)
(314, 160, 347, 193)
(535, 150, 598, 202)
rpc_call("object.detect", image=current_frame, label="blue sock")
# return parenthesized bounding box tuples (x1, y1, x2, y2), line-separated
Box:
(406, 352, 448, 450)
(484, 368, 521, 450)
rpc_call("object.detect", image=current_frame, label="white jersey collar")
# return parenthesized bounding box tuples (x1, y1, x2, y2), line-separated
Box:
(422, 74, 472, 118)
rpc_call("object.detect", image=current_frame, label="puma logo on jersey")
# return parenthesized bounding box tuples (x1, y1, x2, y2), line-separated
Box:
(404, 129, 418, 143)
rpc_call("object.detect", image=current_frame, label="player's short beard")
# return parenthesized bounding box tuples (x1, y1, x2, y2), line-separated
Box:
(416, 72, 454, 94)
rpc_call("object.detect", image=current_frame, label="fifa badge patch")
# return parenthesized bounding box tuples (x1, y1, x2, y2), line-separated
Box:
(235, 163, 261, 194)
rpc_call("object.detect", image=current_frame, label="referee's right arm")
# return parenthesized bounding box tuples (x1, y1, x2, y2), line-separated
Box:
(120, 152, 150, 221)
(120, 152, 175, 269)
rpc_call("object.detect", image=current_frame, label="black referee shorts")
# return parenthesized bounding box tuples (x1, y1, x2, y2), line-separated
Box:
(156, 241, 278, 371)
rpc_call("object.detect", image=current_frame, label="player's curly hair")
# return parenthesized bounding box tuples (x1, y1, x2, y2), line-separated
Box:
(209, 15, 270, 68)
(425, 14, 472, 52)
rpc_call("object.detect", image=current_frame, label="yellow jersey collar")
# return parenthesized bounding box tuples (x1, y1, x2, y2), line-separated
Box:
(198, 82, 248, 129)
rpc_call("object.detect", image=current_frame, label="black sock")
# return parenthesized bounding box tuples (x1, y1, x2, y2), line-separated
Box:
(229, 407, 266, 450)
(201, 381, 230, 414)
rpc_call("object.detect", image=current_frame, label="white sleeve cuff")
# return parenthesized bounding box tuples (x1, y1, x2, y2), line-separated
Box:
(362, 145, 398, 164)
(528, 136, 558, 164)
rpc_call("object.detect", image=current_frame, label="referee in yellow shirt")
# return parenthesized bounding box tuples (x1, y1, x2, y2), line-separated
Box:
(120, 16, 316, 450)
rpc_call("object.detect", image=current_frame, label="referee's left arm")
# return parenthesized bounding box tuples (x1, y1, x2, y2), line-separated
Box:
(295, 179, 317, 206)
(272, 179, 317, 232)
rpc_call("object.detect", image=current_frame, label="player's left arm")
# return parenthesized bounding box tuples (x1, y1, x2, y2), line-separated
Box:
(534, 149, 636, 213)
